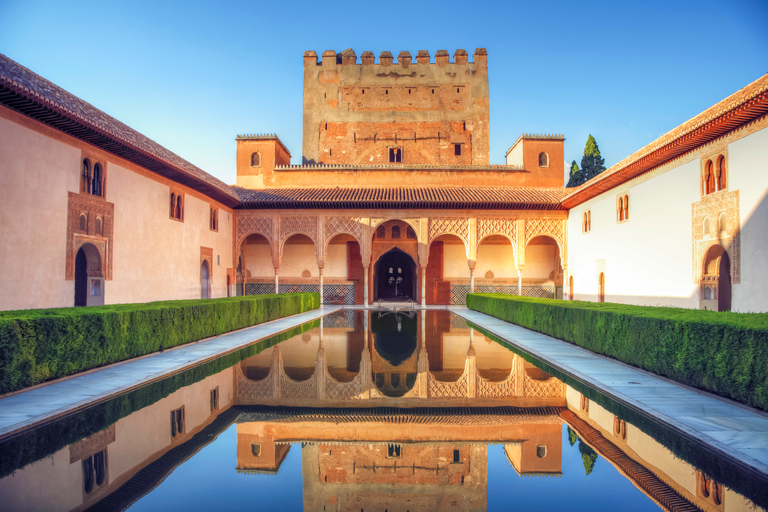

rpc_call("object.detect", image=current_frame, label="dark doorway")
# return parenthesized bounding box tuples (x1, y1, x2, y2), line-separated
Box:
(201, 260, 211, 299)
(719, 251, 731, 312)
(75, 248, 88, 306)
(374, 249, 417, 301)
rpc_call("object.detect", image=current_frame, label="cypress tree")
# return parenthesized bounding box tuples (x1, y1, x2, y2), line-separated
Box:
(566, 160, 581, 188)
(580, 134, 606, 182)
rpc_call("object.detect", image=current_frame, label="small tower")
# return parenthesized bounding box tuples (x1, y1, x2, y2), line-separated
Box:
(236, 134, 291, 189)
(505, 134, 566, 187)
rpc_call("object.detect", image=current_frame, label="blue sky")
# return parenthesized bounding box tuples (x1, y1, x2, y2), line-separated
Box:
(1, 0, 766, 185)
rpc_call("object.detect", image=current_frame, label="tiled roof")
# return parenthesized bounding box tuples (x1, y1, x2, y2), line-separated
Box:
(561, 73, 768, 208)
(234, 186, 567, 210)
(0, 53, 240, 207)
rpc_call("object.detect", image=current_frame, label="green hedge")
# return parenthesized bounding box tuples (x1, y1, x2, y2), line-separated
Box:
(466, 293, 768, 412)
(0, 293, 319, 394)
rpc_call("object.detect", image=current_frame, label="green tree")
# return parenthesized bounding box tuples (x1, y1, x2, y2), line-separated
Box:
(567, 426, 579, 446)
(580, 134, 606, 183)
(578, 440, 599, 475)
(566, 160, 581, 188)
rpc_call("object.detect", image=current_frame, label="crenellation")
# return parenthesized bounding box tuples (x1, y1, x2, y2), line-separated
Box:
(303, 51, 317, 66)
(302, 48, 490, 165)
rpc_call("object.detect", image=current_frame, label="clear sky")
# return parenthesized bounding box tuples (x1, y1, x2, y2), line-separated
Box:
(1, 0, 767, 185)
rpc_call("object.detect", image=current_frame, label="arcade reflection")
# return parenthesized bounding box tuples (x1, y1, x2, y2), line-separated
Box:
(0, 310, 763, 512)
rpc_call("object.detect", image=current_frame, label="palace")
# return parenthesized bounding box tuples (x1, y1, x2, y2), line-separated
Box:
(1, 50, 767, 312)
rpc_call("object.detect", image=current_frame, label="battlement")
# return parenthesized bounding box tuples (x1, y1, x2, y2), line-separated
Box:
(303, 48, 487, 67)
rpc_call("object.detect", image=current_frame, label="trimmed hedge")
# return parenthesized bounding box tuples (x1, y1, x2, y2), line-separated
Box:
(0, 293, 319, 394)
(466, 293, 768, 412)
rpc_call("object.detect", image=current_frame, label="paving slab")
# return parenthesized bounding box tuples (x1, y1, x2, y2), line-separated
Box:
(450, 307, 768, 478)
(0, 306, 340, 441)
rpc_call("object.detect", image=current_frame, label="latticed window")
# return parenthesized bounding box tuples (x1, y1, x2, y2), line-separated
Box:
(251, 152, 260, 167)
(538, 152, 549, 167)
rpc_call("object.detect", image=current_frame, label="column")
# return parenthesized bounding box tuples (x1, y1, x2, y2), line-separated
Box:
(316, 324, 325, 399)
(274, 268, 279, 294)
(421, 266, 427, 308)
(469, 267, 475, 293)
(517, 268, 523, 296)
(363, 266, 369, 307)
(319, 267, 324, 305)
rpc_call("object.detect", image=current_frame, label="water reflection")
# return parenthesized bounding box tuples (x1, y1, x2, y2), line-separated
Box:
(0, 310, 764, 511)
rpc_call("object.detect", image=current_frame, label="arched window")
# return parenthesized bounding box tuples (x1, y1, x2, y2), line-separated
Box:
(583, 211, 591, 233)
(79, 213, 87, 232)
(719, 213, 727, 233)
(210, 208, 218, 231)
(389, 147, 402, 163)
(406, 226, 417, 239)
(391, 224, 401, 239)
(622, 195, 629, 221)
(81, 159, 91, 194)
(538, 152, 549, 167)
(617, 197, 624, 221)
(376, 225, 386, 238)
(176, 195, 183, 220)
(95, 217, 102, 236)
(92, 163, 103, 197)
(587, 211, 591, 231)
(170, 193, 177, 218)
(705, 160, 715, 195)
(251, 152, 261, 167)
(717, 155, 726, 191)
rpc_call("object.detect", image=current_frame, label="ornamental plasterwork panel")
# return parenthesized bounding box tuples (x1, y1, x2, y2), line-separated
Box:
(429, 217, 469, 245)
(66, 192, 114, 280)
(280, 215, 317, 245)
(524, 218, 564, 246)
(477, 218, 517, 245)
(237, 215, 273, 247)
(324, 216, 364, 245)
(692, 190, 740, 284)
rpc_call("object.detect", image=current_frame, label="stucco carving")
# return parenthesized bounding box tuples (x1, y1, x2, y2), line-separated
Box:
(692, 190, 740, 284)
(477, 218, 517, 245)
(280, 215, 317, 245)
(324, 216, 364, 246)
(237, 215, 273, 247)
(429, 217, 469, 245)
(66, 192, 114, 280)
(524, 218, 563, 246)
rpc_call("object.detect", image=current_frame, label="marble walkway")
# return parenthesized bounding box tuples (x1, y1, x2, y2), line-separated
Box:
(449, 306, 768, 478)
(0, 306, 341, 441)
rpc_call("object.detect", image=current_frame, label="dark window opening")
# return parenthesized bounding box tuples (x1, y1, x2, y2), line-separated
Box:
(453, 449, 460, 463)
(210, 388, 219, 411)
(454, 144, 461, 156)
(406, 226, 416, 239)
(92, 164, 102, 197)
(389, 147, 402, 163)
(388, 444, 402, 458)
(251, 152, 261, 167)
(82, 159, 91, 194)
(391, 225, 401, 238)
(538, 152, 549, 167)
(376, 225, 386, 238)
(171, 407, 184, 438)
(83, 449, 107, 494)
(385, 89, 388, 95)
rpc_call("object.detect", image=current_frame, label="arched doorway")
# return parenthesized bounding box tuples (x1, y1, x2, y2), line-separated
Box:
(522, 235, 562, 299)
(241, 233, 273, 295)
(598, 272, 605, 303)
(74, 243, 104, 307)
(701, 245, 731, 311)
(374, 248, 417, 301)
(201, 260, 211, 299)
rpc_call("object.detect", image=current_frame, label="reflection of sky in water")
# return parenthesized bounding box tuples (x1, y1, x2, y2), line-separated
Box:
(130, 423, 660, 511)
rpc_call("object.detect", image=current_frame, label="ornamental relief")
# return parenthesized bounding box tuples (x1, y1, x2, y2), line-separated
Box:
(429, 217, 469, 245)
(692, 190, 740, 284)
(280, 215, 317, 245)
(524, 218, 564, 246)
(477, 218, 516, 245)
(324, 216, 364, 245)
(371, 217, 421, 238)
(66, 192, 114, 280)
(236, 215, 273, 247)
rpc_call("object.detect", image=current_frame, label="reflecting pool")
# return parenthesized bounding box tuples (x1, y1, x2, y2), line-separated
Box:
(0, 309, 764, 511)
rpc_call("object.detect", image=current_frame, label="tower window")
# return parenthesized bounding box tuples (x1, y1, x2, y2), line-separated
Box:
(453, 449, 461, 463)
(454, 144, 462, 156)
(538, 152, 549, 167)
(389, 147, 402, 163)
(251, 152, 261, 167)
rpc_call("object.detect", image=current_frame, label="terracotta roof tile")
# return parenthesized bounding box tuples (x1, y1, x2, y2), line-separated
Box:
(234, 186, 567, 210)
(0, 53, 240, 207)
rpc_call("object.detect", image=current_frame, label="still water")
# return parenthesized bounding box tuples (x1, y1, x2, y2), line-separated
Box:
(0, 310, 764, 511)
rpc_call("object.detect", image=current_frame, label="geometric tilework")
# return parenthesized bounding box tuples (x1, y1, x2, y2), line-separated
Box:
(323, 309, 356, 328)
(244, 283, 274, 295)
(451, 284, 555, 304)
(322, 284, 355, 305)
(279, 284, 320, 294)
